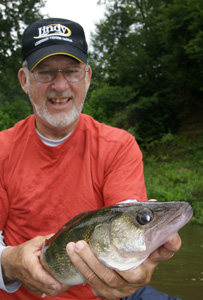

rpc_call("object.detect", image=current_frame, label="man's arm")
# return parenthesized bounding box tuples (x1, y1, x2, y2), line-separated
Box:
(0, 231, 21, 293)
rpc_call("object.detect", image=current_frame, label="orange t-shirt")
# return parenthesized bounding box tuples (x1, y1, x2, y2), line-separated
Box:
(0, 114, 147, 300)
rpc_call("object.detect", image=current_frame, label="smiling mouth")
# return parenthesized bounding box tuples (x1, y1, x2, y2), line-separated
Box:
(49, 98, 71, 104)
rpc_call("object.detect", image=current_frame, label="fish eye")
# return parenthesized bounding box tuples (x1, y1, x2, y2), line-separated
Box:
(136, 211, 154, 225)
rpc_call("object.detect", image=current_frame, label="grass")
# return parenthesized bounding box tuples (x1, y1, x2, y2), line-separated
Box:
(142, 133, 203, 225)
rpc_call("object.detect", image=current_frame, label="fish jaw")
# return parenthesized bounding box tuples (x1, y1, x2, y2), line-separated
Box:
(144, 201, 193, 253)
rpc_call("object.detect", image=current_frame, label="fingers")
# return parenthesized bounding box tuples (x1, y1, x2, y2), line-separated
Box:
(118, 234, 182, 290)
(67, 241, 141, 300)
(163, 233, 182, 252)
(27, 254, 61, 295)
(67, 241, 119, 286)
(116, 265, 149, 286)
(147, 233, 182, 263)
(66, 233, 182, 300)
(1, 236, 65, 297)
(67, 241, 118, 287)
(158, 232, 181, 260)
(21, 237, 62, 292)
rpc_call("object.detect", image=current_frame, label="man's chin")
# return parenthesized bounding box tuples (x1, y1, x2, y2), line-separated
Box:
(37, 108, 81, 129)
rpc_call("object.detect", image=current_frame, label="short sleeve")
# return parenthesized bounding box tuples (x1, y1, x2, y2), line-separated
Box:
(103, 134, 147, 205)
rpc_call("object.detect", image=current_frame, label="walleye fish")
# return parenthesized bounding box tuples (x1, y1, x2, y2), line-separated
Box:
(40, 201, 193, 285)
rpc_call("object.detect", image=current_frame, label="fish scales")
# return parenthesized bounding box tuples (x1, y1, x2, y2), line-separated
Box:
(40, 201, 193, 285)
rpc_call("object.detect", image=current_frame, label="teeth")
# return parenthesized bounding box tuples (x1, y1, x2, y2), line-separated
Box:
(52, 98, 69, 103)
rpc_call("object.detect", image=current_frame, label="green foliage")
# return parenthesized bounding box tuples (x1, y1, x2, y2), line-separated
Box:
(0, 100, 32, 130)
(0, 0, 45, 70)
(0, 0, 46, 130)
(89, 0, 203, 142)
(143, 133, 203, 225)
(0, 0, 45, 124)
(84, 84, 138, 125)
(0, 110, 10, 131)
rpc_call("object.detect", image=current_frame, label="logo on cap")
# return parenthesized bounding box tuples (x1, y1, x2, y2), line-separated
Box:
(34, 24, 71, 39)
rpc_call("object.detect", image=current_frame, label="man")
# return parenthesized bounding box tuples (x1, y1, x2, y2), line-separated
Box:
(0, 18, 181, 300)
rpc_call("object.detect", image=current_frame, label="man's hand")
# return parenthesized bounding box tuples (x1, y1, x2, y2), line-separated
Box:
(1, 236, 72, 297)
(66, 232, 181, 300)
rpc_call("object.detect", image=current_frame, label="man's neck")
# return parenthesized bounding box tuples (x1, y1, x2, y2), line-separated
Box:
(36, 129, 73, 147)
(35, 116, 79, 140)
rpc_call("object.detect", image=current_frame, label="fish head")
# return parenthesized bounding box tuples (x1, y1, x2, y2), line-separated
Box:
(131, 201, 193, 251)
(89, 201, 193, 271)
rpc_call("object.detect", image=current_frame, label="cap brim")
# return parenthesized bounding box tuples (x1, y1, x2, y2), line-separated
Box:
(26, 44, 87, 70)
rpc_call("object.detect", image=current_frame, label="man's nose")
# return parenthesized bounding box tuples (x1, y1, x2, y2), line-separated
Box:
(50, 71, 70, 92)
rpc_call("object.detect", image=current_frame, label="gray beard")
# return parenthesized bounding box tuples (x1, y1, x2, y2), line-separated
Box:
(31, 99, 83, 128)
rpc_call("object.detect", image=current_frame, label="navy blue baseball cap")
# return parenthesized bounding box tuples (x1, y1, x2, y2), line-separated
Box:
(22, 18, 88, 70)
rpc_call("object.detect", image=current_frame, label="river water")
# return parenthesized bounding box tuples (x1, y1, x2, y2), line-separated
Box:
(150, 224, 203, 299)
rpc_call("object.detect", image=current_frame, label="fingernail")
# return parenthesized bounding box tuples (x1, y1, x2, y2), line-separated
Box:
(75, 240, 85, 251)
(66, 242, 75, 253)
(170, 233, 178, 243)
(51, 285, 57, 291)
(41, 294, 46, 298)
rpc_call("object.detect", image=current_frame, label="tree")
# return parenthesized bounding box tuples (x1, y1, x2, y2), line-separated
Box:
(0, 0, 45, 72)
(85, 0, 203, 143)
(0, 0, 46, 127)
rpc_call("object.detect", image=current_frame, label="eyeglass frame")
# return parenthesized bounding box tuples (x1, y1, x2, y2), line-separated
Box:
(28, 65, 89, 83)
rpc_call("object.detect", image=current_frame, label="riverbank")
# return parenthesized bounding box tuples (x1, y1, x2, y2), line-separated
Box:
(142, 133, 203, 225)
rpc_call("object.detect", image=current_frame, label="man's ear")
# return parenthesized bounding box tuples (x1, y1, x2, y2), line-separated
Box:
(18, 68, 28, 94)
(86, 65, 92, 90)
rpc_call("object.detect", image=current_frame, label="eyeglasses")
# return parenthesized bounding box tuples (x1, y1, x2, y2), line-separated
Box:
(30, 66, 89, 83)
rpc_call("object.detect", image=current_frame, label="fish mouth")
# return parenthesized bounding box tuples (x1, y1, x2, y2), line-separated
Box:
(145, 203, 193, 246)
(165, 203, 193, 229)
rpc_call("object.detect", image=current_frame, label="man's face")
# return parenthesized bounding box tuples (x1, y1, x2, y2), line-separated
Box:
(20, 55, 91, 132)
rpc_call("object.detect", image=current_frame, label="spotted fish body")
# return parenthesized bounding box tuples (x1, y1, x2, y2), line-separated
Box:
(40, 201, 193, 285)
